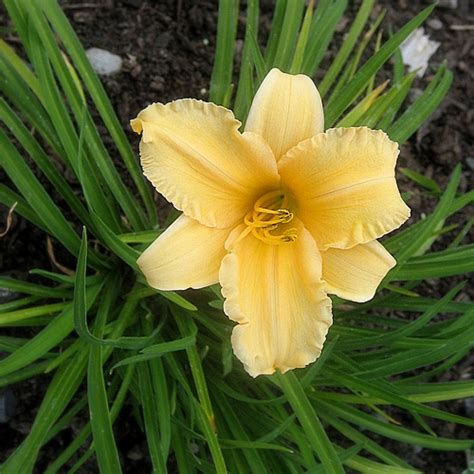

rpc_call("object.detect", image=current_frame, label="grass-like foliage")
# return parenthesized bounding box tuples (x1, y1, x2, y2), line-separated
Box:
(1, 0, 473, 472)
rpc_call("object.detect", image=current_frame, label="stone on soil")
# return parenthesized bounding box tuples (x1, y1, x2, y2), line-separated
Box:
(400, 28, 440, 77)
(86, 47, 122, 76)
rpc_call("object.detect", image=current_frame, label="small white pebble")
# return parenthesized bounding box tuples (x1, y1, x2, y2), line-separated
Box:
(427, 18, 443, 30)
(0, 288, 18, 303)
(438, 0, 457, 8)
(189, 442, 199, 454)
(86, 47, 122, 76)
(400, 28, 440, 77)
(413, 444, 423, 454)
(464, 397, 474, 417)
(203, 38, 209, 46)
(200, 87, 207, 96)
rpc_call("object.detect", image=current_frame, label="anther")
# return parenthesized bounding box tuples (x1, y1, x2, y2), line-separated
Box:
(283, 228, 297, 241)
(276, 209, 293, 223)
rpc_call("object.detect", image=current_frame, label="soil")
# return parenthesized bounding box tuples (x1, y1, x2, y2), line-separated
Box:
(0, 0, 472, 472)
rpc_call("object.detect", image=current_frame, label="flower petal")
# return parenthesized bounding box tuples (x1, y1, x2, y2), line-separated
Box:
(245, 68, 324, 161)
(138, 215, 229, 290)
(279, 127, 410, 250)
(132, 99, 279, 228)
(219, 220, 332, 377)
(321, 240, 396, 303)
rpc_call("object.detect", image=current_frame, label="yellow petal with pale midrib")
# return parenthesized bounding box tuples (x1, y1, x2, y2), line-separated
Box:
(132, 99, 280, 229)
(138, 215, 230, 291)
(321, 240, 396, 303)
(279, 127, 410, 250)
(245, 68, 324, 161)
(219, 220, 332, 377)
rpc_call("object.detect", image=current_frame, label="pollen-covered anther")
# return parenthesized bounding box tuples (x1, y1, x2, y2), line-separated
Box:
(281, 228, 298, 242)
(242, 190, 297, 245)
(276, 209, 293, 223)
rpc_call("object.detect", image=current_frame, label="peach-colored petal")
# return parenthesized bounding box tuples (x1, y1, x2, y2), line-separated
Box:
(279, 127, 410, 250)
(138, 215, 230, 290)
(321, 240, 396, 303)
(132, 99, 279, 229)
(219, 219, 332, 377)
(245, 68, 324, 161)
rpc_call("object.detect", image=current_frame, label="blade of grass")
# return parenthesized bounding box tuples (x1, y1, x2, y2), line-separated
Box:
(86, 288, 122, 471)
(327, 9, 386, 106)
(0, 38, 40, 94)
(233, 0, 259, 122)
(400, 167, 441, 193)
(0, 361, 51, 389)
(335, 80, 388, 127)
(326, 365, 474, 427)
(325, 4, 435, 126)
(393, 247, 474, 280)
(74, 231, 122, 471)
(264, 0, 287, 65)
(137, 361, 167, 473)
(0, 129, 79, 259)
(0, 284, 101, 378)
(90, 212, 140, 270)
(0, 277, 71, 299)
(318, 0, 375, 96)
(377, 71, 415, 129)
(111, 335, 197, 370)
(45, 330, 138, 473)
(1, 343, 90, 473)
(246, 26, 267, 84)
(0, 185, 48, 233)
(0, 54, 63, 154)
(26, 22, 126, 233)
(387, 165, 461, 280)
(319, 411, 415, 469)
(0, 302, 68, 326)
(276, 371, 344, 473)
(74, 229, 164, 350)
(315, 399, 472, 451)
(272, 0, 305, 71)
(0, 296, 40, 314)
(358, 72, 417, 128)
(209, 0, 240, 106)
(28, 5, 148, 230)
(388, 64, 453, 144)
(174, 310, 227, 472)
(38, 0, 156, 225)
(0, 98, 97, 232)
(301, 0, 348, 76)
(289, 0, 314, 74)
(214, 392, 269, 471)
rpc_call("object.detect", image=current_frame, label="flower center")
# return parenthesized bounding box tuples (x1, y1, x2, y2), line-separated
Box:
(243, 190, 297, 245)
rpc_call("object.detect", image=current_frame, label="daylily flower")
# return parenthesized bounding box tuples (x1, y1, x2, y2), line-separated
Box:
(131, 68, 410, 377)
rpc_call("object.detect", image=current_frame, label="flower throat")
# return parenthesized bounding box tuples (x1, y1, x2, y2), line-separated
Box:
(235, 190, 297, 246)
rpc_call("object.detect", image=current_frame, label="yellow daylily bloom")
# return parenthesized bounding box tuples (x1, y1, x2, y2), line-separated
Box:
(132, 68, 410, 377)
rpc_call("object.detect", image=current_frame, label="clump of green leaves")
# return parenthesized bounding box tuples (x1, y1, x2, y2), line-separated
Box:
(0, 0, 472, 473)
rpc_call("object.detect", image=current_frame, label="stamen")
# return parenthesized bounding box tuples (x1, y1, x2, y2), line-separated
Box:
(281, 229, 298, 242)
(231, 191, 297, 247)
(244, 212, 284, 228)
(277, 209, 293, 223)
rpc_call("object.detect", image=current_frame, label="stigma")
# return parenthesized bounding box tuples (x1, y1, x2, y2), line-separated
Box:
(243, 190, 297, 245)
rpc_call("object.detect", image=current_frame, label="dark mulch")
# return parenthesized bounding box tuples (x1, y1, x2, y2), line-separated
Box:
(0, 0, 472, 472)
